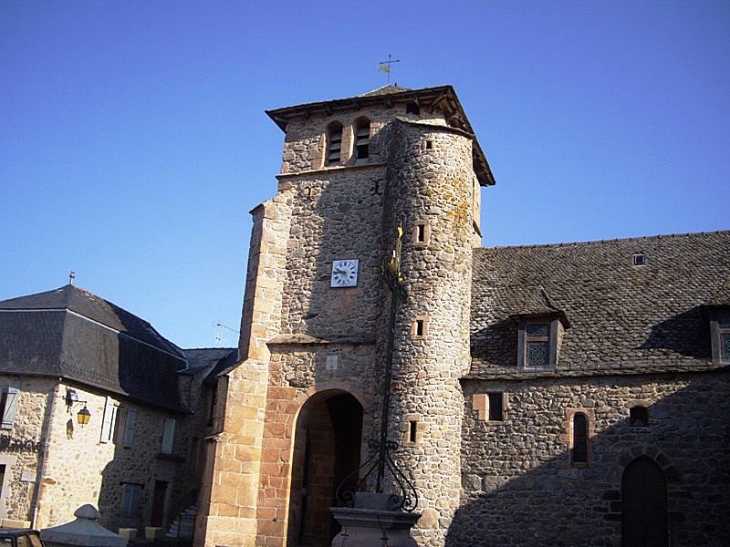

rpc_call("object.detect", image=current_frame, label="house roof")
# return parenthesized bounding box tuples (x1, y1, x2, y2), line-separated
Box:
(182, 347, 239, 383)
(265, 84, 495, 187)
(470, 231, 730, 378)
(0, 284, 188, 411)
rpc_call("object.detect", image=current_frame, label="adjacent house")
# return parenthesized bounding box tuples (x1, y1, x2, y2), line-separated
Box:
(0, 283, 236, 535)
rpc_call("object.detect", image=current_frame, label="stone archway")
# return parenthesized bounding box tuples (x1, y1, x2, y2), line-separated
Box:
(287, 391, 363, 547)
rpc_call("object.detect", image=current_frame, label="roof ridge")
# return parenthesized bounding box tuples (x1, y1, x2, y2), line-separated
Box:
(480, 229, 730, 251)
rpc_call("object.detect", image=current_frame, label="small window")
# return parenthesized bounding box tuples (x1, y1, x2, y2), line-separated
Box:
(0, 387, 19, 430)
(632, 253, 646, 266)
(161, 418, 176, 454)
(326, 122, 343, 166)
(517, 316, 562, 371)
(402, 414, 421, 446)
(412, 317, 428, 339)
(414, 319, 425, 337)
(412, 220, 430, 247)
(488, 392, 504, 421)
(709, 308, 730, 364)
(572, 413, 588, 464)
(630, 406, 649, 426)
(409, 420, 418, 443)
(425, 139, 433, 150)
(355, 118, 370, 160)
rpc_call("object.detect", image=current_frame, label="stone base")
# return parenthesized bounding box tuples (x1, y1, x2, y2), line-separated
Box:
(144, 527, 165, 541)
(330, 494, 420, 547)
(118, 528, 137, 542)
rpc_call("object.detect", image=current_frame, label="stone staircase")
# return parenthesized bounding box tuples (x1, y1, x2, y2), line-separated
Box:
(166, 505, 198, 539)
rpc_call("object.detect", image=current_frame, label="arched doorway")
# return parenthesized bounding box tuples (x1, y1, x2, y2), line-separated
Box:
(287, 391, 363, 547)
(622, 456, 668, 547)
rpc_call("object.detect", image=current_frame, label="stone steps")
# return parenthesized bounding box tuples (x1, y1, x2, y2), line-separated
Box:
(165, 506, 197, 539)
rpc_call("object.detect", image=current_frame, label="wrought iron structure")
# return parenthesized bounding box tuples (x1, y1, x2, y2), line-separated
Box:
(335, 223, 418, 512)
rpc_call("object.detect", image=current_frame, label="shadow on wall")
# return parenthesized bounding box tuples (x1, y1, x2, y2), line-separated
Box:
(446, 373, 730, 547)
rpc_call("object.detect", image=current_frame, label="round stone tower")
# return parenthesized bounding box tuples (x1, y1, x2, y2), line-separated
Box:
(382, 118, 481, 546)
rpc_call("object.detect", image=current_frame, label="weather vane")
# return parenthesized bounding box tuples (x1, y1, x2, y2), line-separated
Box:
(378, 54, 401, 84)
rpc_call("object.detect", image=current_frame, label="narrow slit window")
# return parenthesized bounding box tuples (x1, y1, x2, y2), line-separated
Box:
(572, 413, 588, 464)
(416, 224, 426, 242)
(409, 421, 418, 443)
(425, 139, 433, 150)
(415, 320, 425, 337)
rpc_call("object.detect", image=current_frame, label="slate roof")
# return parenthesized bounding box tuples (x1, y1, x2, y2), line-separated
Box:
(182, 347, 239, 384)
(470, 231, 730, 378)
(0, 285, 189, 411)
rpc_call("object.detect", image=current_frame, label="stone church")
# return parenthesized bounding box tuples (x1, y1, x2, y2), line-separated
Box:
(194, 84, 730, 547)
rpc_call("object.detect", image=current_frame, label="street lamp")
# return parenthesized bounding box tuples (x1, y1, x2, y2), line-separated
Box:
(66, 389, 92, 427)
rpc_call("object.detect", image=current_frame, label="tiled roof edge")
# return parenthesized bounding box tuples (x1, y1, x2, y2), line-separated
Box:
(481, 230, 730, 251)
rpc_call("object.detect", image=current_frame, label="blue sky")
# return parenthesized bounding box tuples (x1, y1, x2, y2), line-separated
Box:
(1, 1, 728, 349)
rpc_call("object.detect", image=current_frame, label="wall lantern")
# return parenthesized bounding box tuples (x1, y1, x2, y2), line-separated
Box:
(76, 405, 91, 426)
(66, 389, 92, 427)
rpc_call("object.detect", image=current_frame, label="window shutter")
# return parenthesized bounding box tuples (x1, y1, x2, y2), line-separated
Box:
(100, 397, 118, 443)
(161, 418, 176, 454)
(1, 387, 19, 430)
(122, 484, 141, 517)
(123, 408, 137, 448)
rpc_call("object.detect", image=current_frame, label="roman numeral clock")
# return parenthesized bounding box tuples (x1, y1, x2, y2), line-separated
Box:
(330, 259, 359, 288)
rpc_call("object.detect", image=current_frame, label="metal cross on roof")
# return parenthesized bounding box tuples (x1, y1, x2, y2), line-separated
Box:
(378, 54, 401, 84)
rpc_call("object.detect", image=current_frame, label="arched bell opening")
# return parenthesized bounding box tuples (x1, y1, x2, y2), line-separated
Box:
(287, 390, 363, 547)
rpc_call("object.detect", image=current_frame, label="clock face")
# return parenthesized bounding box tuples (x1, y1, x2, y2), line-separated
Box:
(330, 259, 359, 287)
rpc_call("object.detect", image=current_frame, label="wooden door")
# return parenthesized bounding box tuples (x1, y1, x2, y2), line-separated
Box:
(622, 456, 668, 547)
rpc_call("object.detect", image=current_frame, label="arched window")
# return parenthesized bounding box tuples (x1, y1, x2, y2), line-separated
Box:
(326, 122, 343, 166)
(572, 412, 588, 464)
(354, 118, 370, 160)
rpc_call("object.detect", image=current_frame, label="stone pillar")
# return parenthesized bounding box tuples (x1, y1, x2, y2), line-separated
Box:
(195, 194, 291, 547)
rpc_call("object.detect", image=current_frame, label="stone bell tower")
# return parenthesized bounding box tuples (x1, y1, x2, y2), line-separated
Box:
(195, 85, 495, 547)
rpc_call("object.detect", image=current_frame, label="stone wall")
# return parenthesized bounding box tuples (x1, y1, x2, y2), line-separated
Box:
(0, 374, 52, 525)
(454, 371, 730, 546)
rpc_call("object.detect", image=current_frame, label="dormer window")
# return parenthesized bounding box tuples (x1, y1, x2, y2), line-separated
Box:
(326, 122, 343, 166)
(354, 118, 370, 161)
(708, 308, 730, 363)
(525, 322, 550, 368)
(516, 314, 565, 371)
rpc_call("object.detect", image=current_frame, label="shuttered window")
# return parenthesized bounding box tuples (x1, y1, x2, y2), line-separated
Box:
(326, 122, 343, 166)
(161, 418, 176, 454)
(123, 407, 137, 448)
(355, 119, 370, 160)
(100, 397, 119, 443)
(0, 387, 19, 430)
